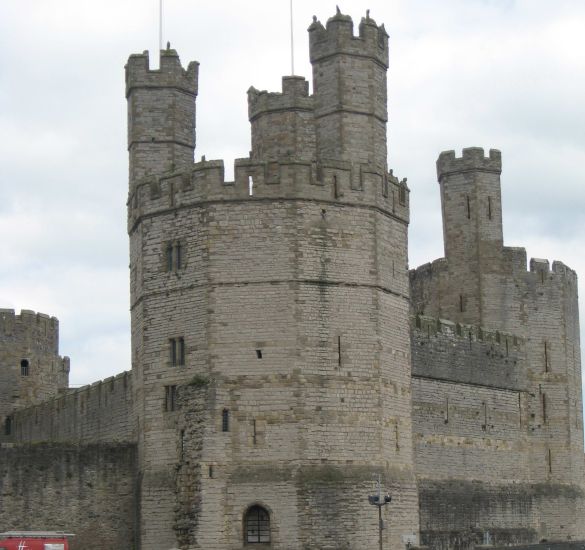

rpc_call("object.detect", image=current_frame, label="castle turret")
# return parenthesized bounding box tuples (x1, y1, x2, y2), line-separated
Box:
(248, 76, 315, 162)
(126, 48, 199, 188)
(435, 147, 503, 324)
(309, 10, 389, 170)
(0, 309, 69, 442)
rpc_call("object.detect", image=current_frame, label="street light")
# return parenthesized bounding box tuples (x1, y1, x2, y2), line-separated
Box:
(368, 474, 391, 550)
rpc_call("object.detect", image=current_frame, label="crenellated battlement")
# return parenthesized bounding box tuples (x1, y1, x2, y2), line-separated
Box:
(248, 76, 313, 121)
(308, 9, 388, 67)
(412, 314, 523, 350)
(529, 258, 578, 284)
(127, 157, 409, 232)
(125, 48, 199, 97)
(11, 371, 133, 444)
(436, 147, 502, 181)
(409, 258, 448, 281)
(0, 308, 59, 341)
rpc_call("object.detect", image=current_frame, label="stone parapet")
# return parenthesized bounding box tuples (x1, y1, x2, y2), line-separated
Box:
(127, 159, 409, 233)
(437, 147, 502, 181)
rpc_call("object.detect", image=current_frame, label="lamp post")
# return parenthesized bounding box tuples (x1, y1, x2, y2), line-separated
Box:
(368, 474, 391, 550)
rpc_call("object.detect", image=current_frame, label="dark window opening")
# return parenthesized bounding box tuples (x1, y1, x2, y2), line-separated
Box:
(178, 337, 185, 366)
(222, 409, 229, 432)
(170, 337, 185, 367)
(544, 341, 549, 372)
(253, 419, 257, 445)
(459, 295, 466, 313)
(209, 465, 214, 478)
(337, 335, 342, 367)
(466, 195, 471, 219)
(20, 359, 29, 377)
(245, 505, 270, 544)
(488, 196, 492, 220)
(548, 449, 552, 473)
(542, 393, 547, 423)
(170, 338, 177, 366)
(176, 243, 182, 270)
(256, 349, 262, 359)
(164, 385, 177, 411)
(165, 241, 184, 272)
(166, 243, 174, 272)
(4, 416, 12, 436)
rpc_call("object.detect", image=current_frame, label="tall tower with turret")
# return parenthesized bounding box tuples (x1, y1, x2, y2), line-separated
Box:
(410, 147, 585, 544)
(127, 9, 418, 550)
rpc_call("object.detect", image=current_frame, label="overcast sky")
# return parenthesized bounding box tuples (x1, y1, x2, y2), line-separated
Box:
(0, 0, 584, 387)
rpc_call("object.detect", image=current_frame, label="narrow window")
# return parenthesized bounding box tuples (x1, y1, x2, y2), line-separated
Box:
(544, 341, 549, 372)
(170, 338, 177, 366)
(164, 385, 177, 411)
(395, 423, 400, 451)
(209, 465, 214, 478)
(248, 176, 254, 196)
(222, 409, 229, 432)
(333, 175, 339, 198)
(4, 416, 12, 436)
(337, 336, 342, 367)
(542, 393, 547, 424)
(459, 295, 466, 313)
(20, 359, 29, 376)
(482, 402, 488, 431)
(178, 337, 185, 366)
(548, 449, 552, 474)
(253, 419, 257, 445)
(444, 397, 449, 424)
(166, 243, 174, 272)
(488, 197, 492, 220)
(245, 505, 270, 544)
(256, 349, 262, 359)
(466, 195, 471, 219)
(175, 242, 182, 270)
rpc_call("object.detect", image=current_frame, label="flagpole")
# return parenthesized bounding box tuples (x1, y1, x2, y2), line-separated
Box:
(159, 0, 163, 51)
(290, 0, 295, 75)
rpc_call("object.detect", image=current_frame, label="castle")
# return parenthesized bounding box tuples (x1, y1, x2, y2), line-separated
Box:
(0, 9, 583, 550)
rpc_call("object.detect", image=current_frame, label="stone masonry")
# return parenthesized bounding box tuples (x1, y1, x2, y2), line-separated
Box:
(0, 9, 583, 550)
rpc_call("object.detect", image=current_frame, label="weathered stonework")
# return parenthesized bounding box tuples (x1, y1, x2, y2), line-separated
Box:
(0, 9, 583, 550)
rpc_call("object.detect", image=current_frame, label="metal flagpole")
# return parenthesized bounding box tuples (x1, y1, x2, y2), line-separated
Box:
(290, 0, 295, 75)
(159, 0, 163, 51)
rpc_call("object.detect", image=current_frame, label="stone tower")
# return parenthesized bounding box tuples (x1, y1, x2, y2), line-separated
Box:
(127, 9, 419, 550)
(410, 147, 585, 542)
(0, 309, 69, 442)
(126, 47, 199, 186)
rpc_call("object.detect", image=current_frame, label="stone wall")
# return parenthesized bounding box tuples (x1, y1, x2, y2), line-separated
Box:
(0, 443, 137, 550)
(11, 371, 134, 444)
(411, 316, 525, 390)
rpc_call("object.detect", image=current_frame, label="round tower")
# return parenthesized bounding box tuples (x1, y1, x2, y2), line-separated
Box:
(127, 11, 418, 550)
(0, 308, 69, 442)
